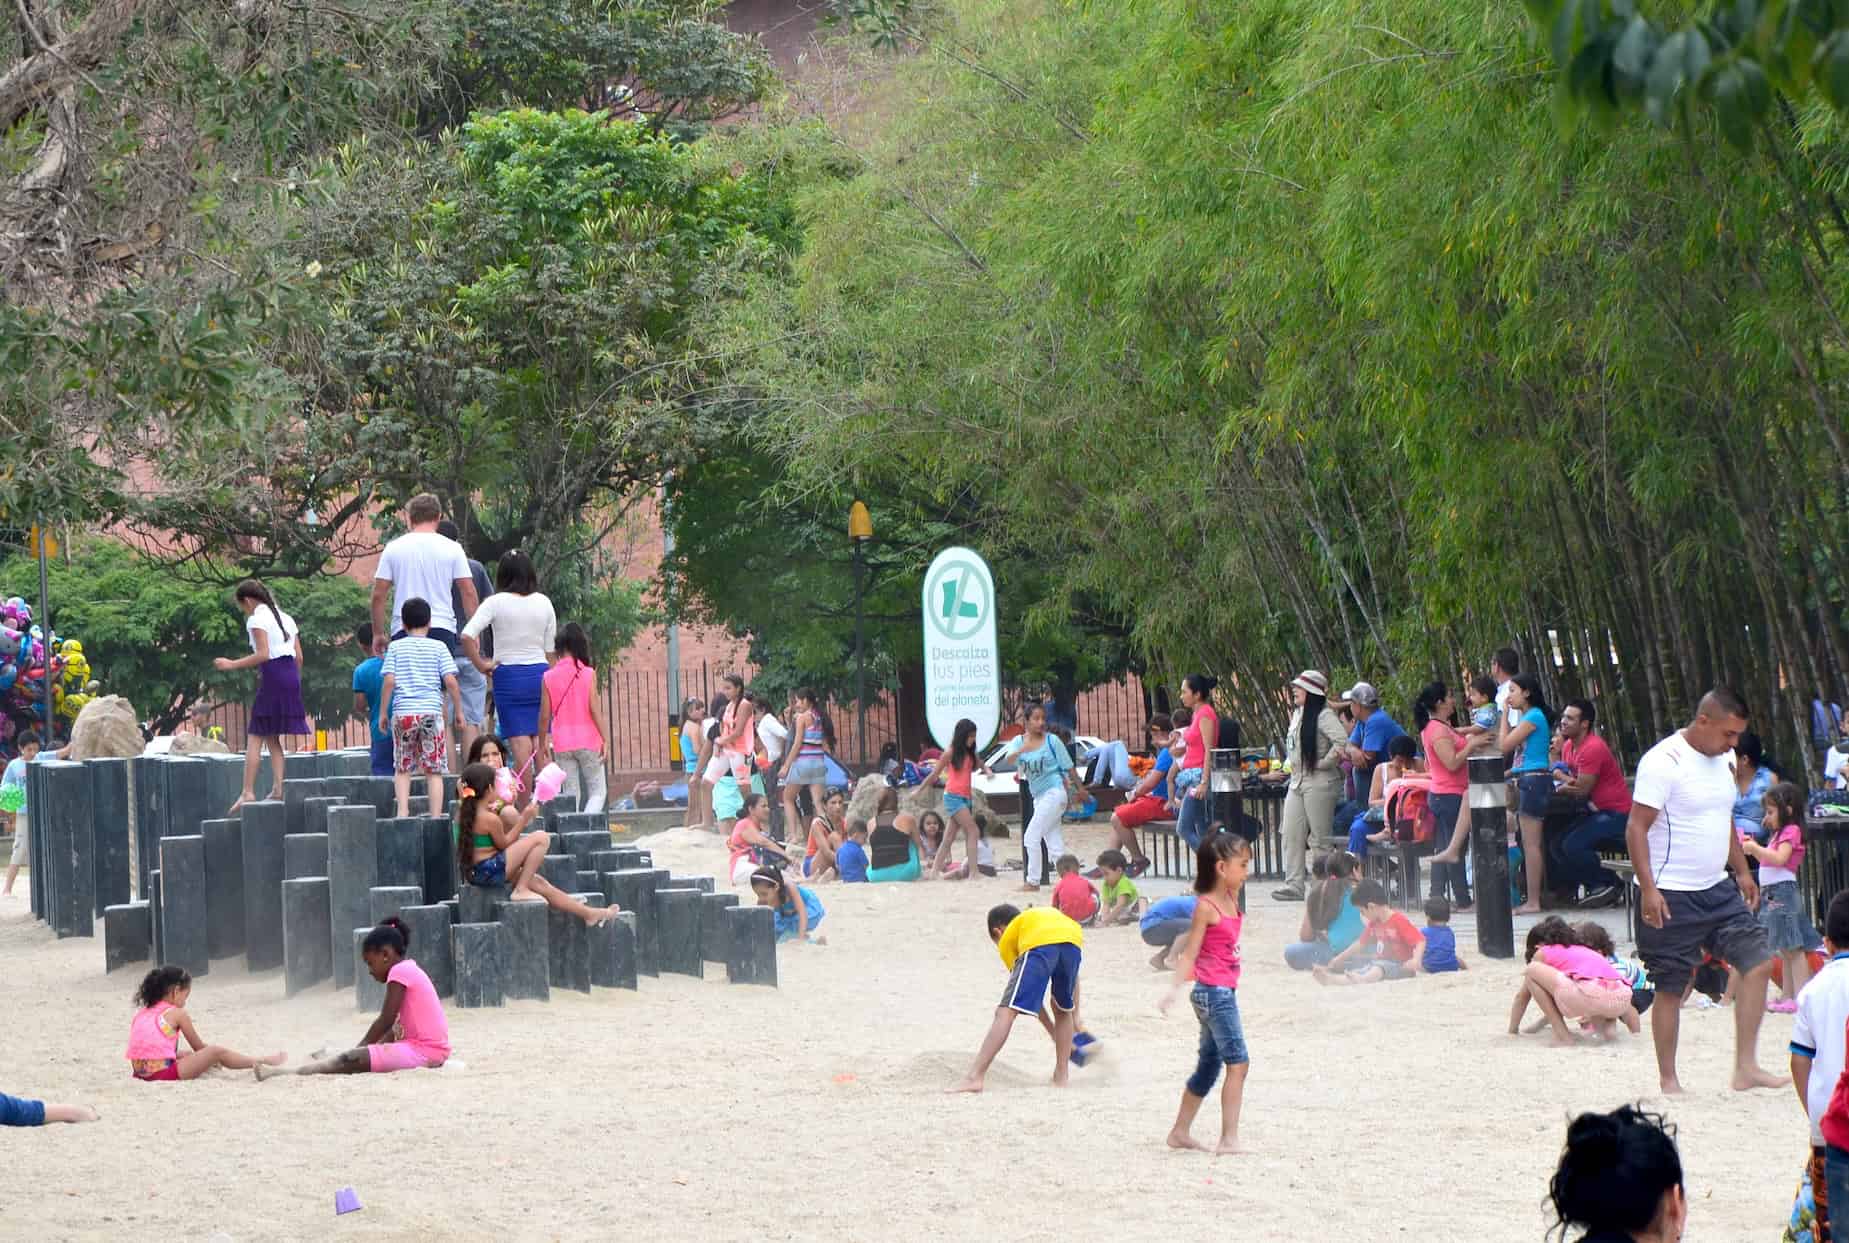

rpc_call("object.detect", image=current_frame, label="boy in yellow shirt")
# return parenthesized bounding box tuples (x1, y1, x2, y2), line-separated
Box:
(949, 904, 1085, 1093)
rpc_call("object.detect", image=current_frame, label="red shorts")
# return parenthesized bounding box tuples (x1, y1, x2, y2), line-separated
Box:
(132, 1060, 179, 1082)
(1114, 795, 1170, 829)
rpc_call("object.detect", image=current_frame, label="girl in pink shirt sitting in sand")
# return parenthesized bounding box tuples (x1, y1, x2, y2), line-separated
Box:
(1509, 917, 1640, 1045)
(126, 965, 284, 1081)
(257, 917, 449, 1078)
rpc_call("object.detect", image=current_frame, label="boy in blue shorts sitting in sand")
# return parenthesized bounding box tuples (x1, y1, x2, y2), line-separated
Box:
(949, 903, 1089, 1093)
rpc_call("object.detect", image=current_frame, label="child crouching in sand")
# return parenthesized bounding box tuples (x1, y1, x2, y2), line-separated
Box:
(127, 966, 284, 1081)
(259, 917, 448, 1078)
(1314, 879, 1422, 985)
(1509, 916, 1639, 1044)
(1159, 834, 1253, 1154)
(948, 903, 1086, 1093)
(751, 864, 826, 944)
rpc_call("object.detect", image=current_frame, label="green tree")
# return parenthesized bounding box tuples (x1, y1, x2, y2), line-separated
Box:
(0, 541, 372, 734)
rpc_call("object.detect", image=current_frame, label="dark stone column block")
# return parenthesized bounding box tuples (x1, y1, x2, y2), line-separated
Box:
(399, 904, 454, 998)
(655, 888, 704, 978)
(282, 877, 332, 996)
(590, 850, 628, 874)
(369, 885, 424, 922)
(354, 928, 386, 1013)
(611, 847, 645, 870)
(241, 800, 287, 971)
(131, 755, 166, 898)
(600, 869, 657, 977)
(576, 870, 601, 893)
(148, 868, 162, 963)
(562, 830, 609, 871)
(327, 805, 378, 989)
(284, 833, 329, 880)
(164, 757, 210, 844)
(726, 904, 778, 987)
(200, 818, 245, 960)
(158, 834, 209, 976)
(547, 904, 593, 994)
(538, 854, 577, 892)
(104, 901, 152, 972)
(672, 875, 716, 895)
(460, 883, 511, 924)
(301, 796, 345, 839)
(701, 893, 740, 964)
(492, 900, 549, 1001)
(40, 760, 94, 937)
(283, 752, 319, 781)
(89, 757, 132, 915)
(451, 922, 505, 1008)
(281, 778, 327, 837)
(421, 816, 457, 905)
(589, 909, 638, 990)
(201, 754, 246, 825)
(361, 776, 398, 818)
(375, 817, 422, 889)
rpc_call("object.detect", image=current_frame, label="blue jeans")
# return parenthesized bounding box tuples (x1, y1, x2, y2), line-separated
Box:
(1427, 793, 1471, 907)
(368, 732, 395, 778)
(1560, 811, 1628, 892)
(1283, 939, 1332, 971)
(1826, 1144, 1849, 1230)
(1185, 984, 1249, 1097)
(1178, 791, 1207, 852)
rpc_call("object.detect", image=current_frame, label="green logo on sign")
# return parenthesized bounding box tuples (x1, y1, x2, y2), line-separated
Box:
(926, 559, 989, 641)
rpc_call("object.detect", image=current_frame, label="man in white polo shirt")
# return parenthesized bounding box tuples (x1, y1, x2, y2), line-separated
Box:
(1628, 687, 1784, 1096)
(370, 493, 479, 659)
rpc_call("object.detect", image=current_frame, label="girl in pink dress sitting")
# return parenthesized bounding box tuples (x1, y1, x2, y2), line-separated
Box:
(126, 966, 284, 1082)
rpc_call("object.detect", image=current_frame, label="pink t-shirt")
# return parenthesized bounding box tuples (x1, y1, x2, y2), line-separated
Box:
(1760, 824, 1806, 886)
(1539, 943, 1620, 983)
(542, 658, 601, 754)
(1420, 720, 1469, 796)
(1562, 733, 1632, 815)
(1051, 873, 1099, 922)
(125, 1001, 179, 1062)
(1194, 894, 1243, 988)
(388, 959, 450, 1062)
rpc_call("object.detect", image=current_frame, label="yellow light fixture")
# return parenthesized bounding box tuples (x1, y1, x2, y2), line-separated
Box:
(848, 499, 873, 542)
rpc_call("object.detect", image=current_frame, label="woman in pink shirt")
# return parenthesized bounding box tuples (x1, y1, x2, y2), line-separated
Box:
(1510, 917, 1639, 1045)
(538, 623, 609, 814)
(1414, 681, 1477, 911)
(258, 918, 450, 1079)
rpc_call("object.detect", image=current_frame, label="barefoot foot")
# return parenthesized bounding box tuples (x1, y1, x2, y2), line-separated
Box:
(261, 1051, 287, 1066)
(254, 1063, 284, 1082)
(1732, 1066, 1791, 1092)
(1166, 1130, 1207, 1152)
(1512, 904, 1543, 916)
(1659, 1076, 1686, 1096)
(945, 1077, 984, 1094)
(1214, 1139, 1249, 1155)
(581, 906, 620, 927)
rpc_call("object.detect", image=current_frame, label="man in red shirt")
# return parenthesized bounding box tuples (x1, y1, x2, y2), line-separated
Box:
(1557, 699, 1634, 909)
(1313, 880, 1424, 985)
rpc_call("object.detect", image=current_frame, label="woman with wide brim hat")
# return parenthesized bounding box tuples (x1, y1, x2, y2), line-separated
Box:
(1273, 670, 1349, 902)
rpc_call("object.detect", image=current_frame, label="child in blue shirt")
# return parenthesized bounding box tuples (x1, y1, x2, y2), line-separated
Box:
(351, 623, 392, 778)
(1140, 893, 1199, 971)
(3, 731, 43, 897)
(1421, 898, 1465, 973)
(836, 822, 870, 883)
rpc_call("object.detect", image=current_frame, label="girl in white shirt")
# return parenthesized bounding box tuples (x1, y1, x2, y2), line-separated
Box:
(213, 579, 308, 813)
(460, 551, 555, 796)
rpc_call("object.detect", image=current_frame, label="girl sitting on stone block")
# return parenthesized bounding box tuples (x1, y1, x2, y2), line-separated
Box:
(258, 918, 448, 1078)
(126, 965, 285, 1082)
(453, 762, 617, 927)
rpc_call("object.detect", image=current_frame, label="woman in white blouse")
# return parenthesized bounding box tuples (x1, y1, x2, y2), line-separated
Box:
(460, 551, 556, 796)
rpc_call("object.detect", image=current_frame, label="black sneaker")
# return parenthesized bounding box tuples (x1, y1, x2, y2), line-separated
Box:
(1576, 885, 1622, 909)
(1271, 885, 1305, 902)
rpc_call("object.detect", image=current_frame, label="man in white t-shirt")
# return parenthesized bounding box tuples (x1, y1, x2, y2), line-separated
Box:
(370, 494, 479, 659)
(1491, 646, 1520, 728)
(1790, 890, 1849, 1225)
(1628, 687, 1782, 1096)
(753, 693, 789, 838)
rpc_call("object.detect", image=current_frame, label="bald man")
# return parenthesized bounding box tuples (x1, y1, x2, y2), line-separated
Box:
(1627, 688, 1785, 1096)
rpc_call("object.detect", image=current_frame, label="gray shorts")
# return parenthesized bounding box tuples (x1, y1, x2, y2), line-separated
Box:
(1636, 879, 1771, 995)
(453, 660, 487, 728)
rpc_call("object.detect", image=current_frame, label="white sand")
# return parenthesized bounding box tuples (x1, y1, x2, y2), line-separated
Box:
(5, 824, 1804, 1240)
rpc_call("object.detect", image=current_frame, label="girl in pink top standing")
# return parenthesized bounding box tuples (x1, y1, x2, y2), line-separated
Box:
(1509, 918, 1639, 1045)
(538, 623, 609, 814)
(258, 918, 450, 1079)
(1158, 834, 1254, 1155)
(1414, 681, 1479, 912)
(126, 966, 284, 1081)
(1744, 781, 1819, 1012)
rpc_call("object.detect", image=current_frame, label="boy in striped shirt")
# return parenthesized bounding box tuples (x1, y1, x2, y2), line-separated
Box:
(378, 597, 461, 818)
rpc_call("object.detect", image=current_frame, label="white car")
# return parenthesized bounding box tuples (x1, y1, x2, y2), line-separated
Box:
(971, 734, 1108, 802)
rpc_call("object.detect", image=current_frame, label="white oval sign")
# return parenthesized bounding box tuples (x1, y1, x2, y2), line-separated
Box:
(922, 547, 1001, 751)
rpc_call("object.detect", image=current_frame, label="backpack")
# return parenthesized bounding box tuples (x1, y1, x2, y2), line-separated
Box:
(1384, 777, 1436, 844)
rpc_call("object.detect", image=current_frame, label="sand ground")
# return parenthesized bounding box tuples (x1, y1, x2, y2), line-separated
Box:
(4, 822, 1805, 1240)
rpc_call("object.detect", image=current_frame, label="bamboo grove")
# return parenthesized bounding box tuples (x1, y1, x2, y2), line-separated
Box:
(691, 0, 1849, 769)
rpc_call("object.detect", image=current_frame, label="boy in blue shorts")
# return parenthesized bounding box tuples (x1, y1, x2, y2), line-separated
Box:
(949, 904, 1085, 1093)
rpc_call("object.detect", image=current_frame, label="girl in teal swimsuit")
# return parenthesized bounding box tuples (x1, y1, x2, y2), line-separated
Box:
(454, 762, 617, 927)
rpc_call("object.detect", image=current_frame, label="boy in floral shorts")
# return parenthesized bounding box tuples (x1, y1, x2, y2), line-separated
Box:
(378, 597, 461, 819)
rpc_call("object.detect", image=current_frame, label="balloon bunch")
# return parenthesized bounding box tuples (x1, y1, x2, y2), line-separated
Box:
(0, 597, 102, 760)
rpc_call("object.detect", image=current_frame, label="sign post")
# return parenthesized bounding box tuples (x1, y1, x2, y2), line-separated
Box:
(921, 547, 1001, 751)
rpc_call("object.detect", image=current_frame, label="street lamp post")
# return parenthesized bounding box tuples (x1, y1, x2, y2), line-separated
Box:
(849, 500, 873, 772)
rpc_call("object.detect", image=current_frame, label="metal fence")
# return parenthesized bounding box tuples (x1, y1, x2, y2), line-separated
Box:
(200, 666, 1157, 773)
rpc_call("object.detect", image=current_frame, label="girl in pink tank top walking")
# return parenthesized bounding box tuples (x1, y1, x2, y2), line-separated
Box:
(1158, 833, 1253, 1155)
(126, 966, 284, 1082)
